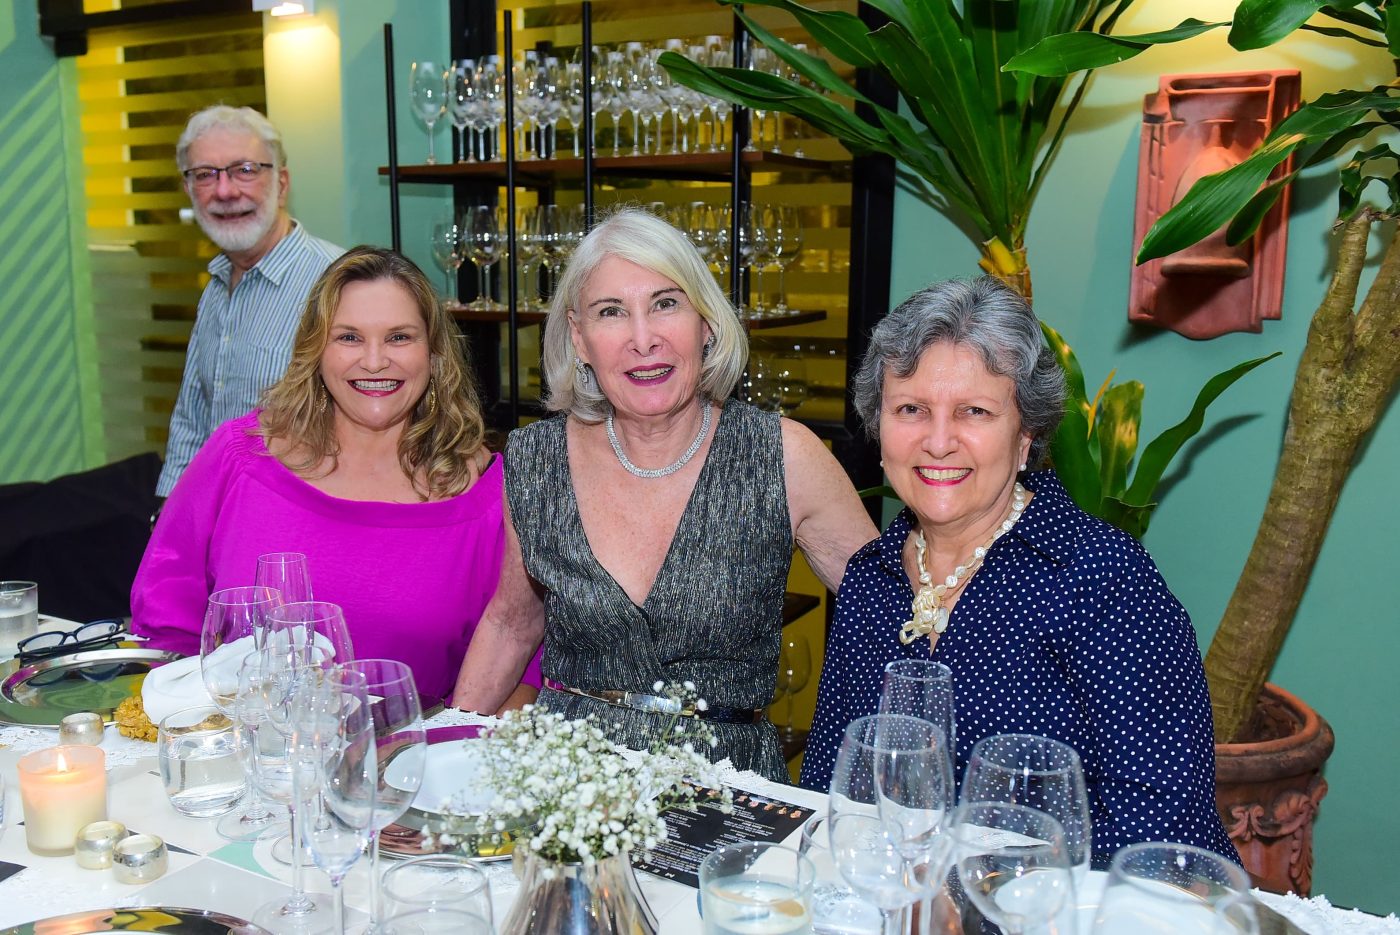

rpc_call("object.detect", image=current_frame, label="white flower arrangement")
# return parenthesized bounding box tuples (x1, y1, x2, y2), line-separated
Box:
(447, 681, 733, 866)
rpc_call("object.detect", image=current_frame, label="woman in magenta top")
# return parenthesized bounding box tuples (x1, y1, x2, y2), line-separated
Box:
(132, 246, 540, 706)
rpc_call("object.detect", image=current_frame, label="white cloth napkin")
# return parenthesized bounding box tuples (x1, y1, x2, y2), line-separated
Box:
(141, 636, 254, 724)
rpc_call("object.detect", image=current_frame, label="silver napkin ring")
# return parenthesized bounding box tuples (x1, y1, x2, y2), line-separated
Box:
(75, 820, 128, 870)
(59, 712, 106, 746)
(112, 833, 168, 883)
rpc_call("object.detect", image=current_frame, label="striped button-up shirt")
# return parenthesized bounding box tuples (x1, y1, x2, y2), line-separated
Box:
(157, 221, 344, 496)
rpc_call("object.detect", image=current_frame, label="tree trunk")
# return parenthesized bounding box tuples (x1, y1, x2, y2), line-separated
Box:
(1205, 209, 1400, 742)
(978, 239, 1032, 299)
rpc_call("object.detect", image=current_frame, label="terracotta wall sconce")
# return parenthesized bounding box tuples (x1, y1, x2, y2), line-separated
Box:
(1129, 71, 1301, 339)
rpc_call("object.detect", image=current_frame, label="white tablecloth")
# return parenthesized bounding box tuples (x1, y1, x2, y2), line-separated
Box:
(0, 708, 1393, 934)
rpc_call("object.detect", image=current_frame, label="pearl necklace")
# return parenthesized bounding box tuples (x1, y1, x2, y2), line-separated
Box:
(899, 483, 1027, 646)
(606, 401, 713, 479)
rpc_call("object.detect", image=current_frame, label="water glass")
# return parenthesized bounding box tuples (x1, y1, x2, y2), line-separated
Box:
(700, 841, 815, 935)
(382, 855, 492, 924)
(1093, 842, 1259, 935)
(383, 908, 493, 934)
(158, 705, 246, 818)
(0, 580, 38, 659)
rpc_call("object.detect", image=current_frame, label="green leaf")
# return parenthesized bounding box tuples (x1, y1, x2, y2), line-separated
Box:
(1338, 142, 1400, 217)
(1299, 22, 1389, 45)
(1230, 0, 1367, 50)
(1003, 19, 1225, 77)
(732, 10, 869, 103)
(1320, 4, 1383, 31)
(1123, 353, 1281, 505)
(716, 0, 881, 69)
(1099, 495, 1154, 540)
(1224, 172, 1296, 245)
(1040, 321, 1089, 412)
(1387, 4, 1400, 55)
(1095, 381, 1144, 499)
(1049, 404, 1103, 515)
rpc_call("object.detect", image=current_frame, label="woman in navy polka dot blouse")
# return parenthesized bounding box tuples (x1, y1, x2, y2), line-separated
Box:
(801, 277, 1240, 868)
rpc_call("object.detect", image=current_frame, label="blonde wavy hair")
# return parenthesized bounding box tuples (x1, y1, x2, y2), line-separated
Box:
(258, 246, 487, 500)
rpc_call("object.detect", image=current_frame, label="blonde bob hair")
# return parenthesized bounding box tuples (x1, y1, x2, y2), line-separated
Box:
(258, 246, 487, 500)
(542, 207, 747, 423)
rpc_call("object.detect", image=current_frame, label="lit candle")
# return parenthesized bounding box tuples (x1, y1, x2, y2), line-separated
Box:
(17, 745, 107, 855)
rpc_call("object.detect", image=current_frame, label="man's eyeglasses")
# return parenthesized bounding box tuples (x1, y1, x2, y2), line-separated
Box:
(181, 161, 275, 188)
(17, 619, 128, 663)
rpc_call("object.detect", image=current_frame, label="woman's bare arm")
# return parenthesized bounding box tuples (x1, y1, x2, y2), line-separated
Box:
(782, 419, 879, 593)
(452, 497, 546, 712)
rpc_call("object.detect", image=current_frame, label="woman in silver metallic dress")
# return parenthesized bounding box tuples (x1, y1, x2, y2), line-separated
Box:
(452, 208, 874, 781)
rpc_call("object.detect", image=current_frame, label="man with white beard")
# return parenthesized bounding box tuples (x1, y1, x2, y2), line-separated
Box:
(156, 105, 343, 497)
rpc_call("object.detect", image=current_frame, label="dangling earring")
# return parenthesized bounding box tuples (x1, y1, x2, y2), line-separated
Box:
(425, 381, 438, 415)
(317, 381, 329, 414)
(574, 357, 595, 390)
(702, 336, 715, 360)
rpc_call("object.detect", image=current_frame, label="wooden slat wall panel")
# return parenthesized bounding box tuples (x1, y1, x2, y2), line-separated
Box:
(78, 11, 267, 461)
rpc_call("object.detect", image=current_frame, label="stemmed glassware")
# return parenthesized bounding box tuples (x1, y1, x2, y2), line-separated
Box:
(201, 585, 283, 842)
(447, 59, 477, 163)
(772, 632, 810, 744)
(515, 206, 546, 312)
(769, 205, 805, 315)
(409, 60, 446, 165)
(948, 801, 1075, 935)
(961, 733, 1092, 878)
(255, 552, 312, 605)
(828, 713, 955, 935)
(773, 344, 809, 416)
(879, 659, 956, 760)
(342, 659, 427, 934)
(464, 206, 504, 311)
(297, 666, 377, 935)
(1092, 842, 1260, 934)
(430, 218, 466, 305)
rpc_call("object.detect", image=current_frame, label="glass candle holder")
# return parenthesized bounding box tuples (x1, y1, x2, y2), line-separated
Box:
(17, 745, 107, 855)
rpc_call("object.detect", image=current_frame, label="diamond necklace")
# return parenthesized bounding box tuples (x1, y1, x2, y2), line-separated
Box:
(899, 482, 1027, 646)
(606, 401, 713, 479)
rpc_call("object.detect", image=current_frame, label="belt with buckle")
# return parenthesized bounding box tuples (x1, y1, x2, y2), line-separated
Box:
(543, 680, 763, 725)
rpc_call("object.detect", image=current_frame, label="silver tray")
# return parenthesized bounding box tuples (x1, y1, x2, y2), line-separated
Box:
(0, 647, 182, 727)
(0, 906, 268, 934)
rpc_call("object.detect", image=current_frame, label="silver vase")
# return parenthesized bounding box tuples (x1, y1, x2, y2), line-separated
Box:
(500, 850, 659, 935)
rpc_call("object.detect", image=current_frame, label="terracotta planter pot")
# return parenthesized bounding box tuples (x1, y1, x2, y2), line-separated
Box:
(1214, 682, 1334, 896)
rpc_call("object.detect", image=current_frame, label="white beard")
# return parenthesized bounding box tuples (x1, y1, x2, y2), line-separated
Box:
(193, 174, 282, 255)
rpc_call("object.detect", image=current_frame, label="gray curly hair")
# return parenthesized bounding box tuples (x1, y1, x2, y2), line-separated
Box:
(851, 277, 1065, 468)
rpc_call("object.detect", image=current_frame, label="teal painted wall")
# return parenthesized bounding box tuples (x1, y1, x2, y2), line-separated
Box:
(889, 4, 1400, 913)
(0, 2, 101, 484)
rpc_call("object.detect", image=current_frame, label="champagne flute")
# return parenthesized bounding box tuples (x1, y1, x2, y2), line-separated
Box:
(961, 733, 1092, 877)
(879, 659, 956, 762)
(202, 586, 283, 841)
(297, 666, 377, 935)
(409, 60, 446, 165)
(1093, 842, 1259, 935)
(256, 552, 312, 605)
(343, 659, 427, 934)
(948, 801, 1074, 935)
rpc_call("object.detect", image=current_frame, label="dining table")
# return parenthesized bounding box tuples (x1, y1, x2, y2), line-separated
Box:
(0, 618, 1394, 934)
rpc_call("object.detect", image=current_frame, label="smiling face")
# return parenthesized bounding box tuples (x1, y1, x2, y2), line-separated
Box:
(568, 255, 712, 420)
(320, 278, 432, 438)
(183, 126, 288, 259)
(881, 341, 1032, 544)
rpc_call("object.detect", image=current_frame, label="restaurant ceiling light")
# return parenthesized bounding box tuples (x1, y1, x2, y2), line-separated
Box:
(252, 0, 315, 16)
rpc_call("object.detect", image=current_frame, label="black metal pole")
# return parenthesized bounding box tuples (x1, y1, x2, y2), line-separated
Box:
(581, 1, 595, 229)
(384, 23, 401, 252)
(504, 10, 520, 428)
(729, 11, 749, 310)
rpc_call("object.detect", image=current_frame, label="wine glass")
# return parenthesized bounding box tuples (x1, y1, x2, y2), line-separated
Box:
(430, 219, 465, 304)
(829, 714, 954, 935)
(773, 345, 809, 416)
(740, 350, 783, 412)
(948, 801, 1074, 935)
(266, 600, 354, 669)
(879, 659, 956, 761)
(447, 59, 476, 163)
(298, 666, 377, 935)
(247, 650, 337, 934)
(409, 60, 446, 165)
(797, 813, 883, 935)
(773, 632, 811, 743)
(464, 205, 502, 312)
(770, 205, 805, 315)
(1092, 842, 1259, 935)
(961, 733, 1091, 877)
(202, 586, 283, 841)
(343, 659, 426, 934)
(256, 552, 312, 605)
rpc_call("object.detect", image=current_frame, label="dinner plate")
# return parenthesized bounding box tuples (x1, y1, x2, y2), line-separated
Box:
(379, 725, 521, 860)
(0, 906, 269, 934)
(0, 648, 182, 727)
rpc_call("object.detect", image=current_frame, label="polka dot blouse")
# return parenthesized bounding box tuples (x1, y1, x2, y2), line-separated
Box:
(800, 469, 1240, 868)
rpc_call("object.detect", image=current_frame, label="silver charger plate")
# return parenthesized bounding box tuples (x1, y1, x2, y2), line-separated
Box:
(0, 906, 269, 934)
(0, 647, 182, 727)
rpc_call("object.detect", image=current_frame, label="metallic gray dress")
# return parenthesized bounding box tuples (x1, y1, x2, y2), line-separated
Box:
(504, 398, 791, 782)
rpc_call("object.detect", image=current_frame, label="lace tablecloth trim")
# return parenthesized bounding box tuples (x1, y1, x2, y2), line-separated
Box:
(1257, 890, 1400, 934)
(0, 724, 153, 766)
